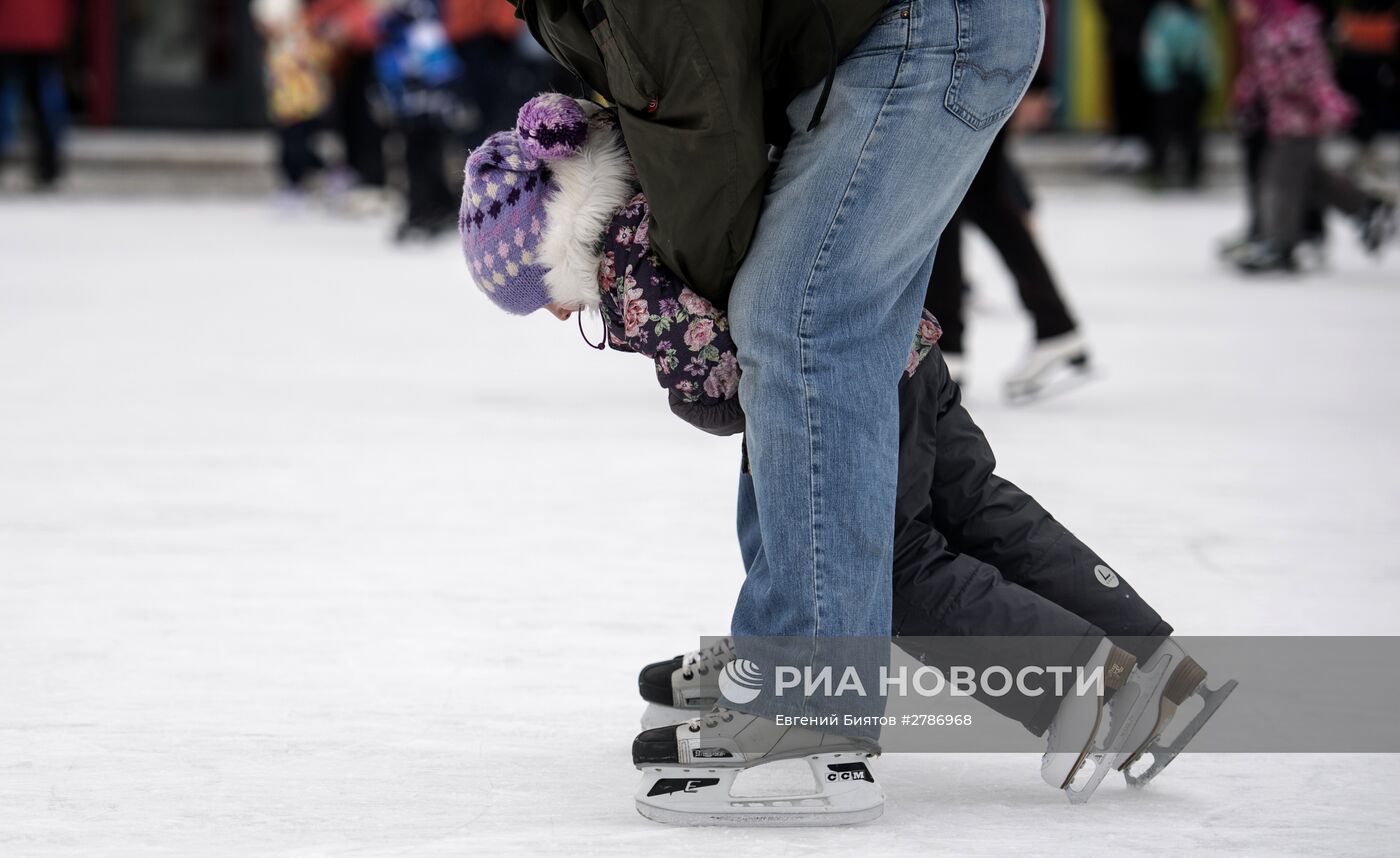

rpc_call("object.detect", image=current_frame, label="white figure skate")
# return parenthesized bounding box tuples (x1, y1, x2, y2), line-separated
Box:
(1041, 640, 1137, 791)
(637, 637, 734, 729)
(1004, 330, 1092, 403)
(633, 708, 884, 826)
(1062, 638, 1236, 804)
(1118, 642, 1238, 790)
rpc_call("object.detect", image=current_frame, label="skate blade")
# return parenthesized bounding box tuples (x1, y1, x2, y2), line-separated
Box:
(1005, 356, 1095, 405)
(1062, 750, 1118, 806)
(640, 703, 703, 731)
(1054, 697, 1106, 790)
(634, 753, 884, 827)
(1062, 666, 1161, 805)
(1123, 679, 1238, 789)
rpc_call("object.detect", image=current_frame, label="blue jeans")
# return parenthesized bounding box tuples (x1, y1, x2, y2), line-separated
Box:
(726, 0, 1043, 726)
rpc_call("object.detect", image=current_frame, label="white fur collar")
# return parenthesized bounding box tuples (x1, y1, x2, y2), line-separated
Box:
(537, 115, 636, 310)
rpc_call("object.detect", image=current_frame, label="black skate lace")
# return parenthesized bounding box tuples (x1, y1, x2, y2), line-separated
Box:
(687, 707, 736, 732)
(680, 636, 734, 681)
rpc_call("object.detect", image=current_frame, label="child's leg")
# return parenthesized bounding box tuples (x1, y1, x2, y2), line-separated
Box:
(891, 357, 1104, 735)
(1314, 157, 1378, 219)
(1261, 137, 1314, 251)
(1242, 126, 1268, 240)
(919, 348, 1173, 655)
(278, 120, 320, 188)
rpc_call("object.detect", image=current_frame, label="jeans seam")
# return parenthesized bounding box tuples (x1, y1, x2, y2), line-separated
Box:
(793, 39, 910, 653)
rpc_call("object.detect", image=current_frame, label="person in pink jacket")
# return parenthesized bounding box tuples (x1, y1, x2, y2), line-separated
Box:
(1230, 0, 1395, 272)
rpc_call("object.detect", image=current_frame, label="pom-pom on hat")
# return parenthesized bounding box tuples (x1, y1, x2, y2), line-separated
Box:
(516, 92, 590, 161)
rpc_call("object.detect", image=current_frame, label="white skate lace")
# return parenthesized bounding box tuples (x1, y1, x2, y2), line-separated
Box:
(679, 637, 734, 682)
(687, 706, 737, 732)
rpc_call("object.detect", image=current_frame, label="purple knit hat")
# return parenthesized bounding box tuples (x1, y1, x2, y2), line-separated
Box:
(459, 132, 552, 315)
(459, 94, 592, 315)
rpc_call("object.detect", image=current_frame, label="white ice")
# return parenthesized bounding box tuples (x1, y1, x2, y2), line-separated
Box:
(2, 188, 1398, 857)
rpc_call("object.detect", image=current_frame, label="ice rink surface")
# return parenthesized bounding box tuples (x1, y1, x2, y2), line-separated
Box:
(2, 188, 1399, 856)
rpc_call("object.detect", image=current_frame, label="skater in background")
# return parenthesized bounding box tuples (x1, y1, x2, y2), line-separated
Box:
(1219, 0, 1328, 263)
(1230, 0, 1396, 273)
(925, 83, 1090, 402)
(376, 0, 465, 241)
(442, 0, 526, 150)
(1333, 0, 1399, 178)
(1142, 0, 1220, 188)
(459, 94, 1234, 818)
(0, 0, 71, 190)
(307, 0, 392, 212)
(253, 0, 335, 202)
(1096, 0, 1155, 172)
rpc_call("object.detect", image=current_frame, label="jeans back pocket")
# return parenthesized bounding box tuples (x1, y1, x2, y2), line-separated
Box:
(943, 0, 1043, 131)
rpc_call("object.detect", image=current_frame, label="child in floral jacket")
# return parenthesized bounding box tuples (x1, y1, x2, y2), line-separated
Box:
(458, 93, 942, 436)
(1229, 0, 1394, 270)
(459, 94, 1183, 756)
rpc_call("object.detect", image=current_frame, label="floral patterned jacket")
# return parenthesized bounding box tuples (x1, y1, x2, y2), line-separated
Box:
(1232, 2, 1355, 138)
(597, 192, 942, 436)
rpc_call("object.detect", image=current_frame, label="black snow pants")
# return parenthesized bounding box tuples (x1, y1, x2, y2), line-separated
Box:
(891, 347, 1172, 734)
(277, 119, 325, 188)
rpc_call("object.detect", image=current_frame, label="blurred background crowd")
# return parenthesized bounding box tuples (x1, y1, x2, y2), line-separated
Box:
(0, 0, 1396, 267)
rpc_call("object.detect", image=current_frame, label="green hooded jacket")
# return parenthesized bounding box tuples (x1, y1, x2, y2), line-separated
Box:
(513, 0, 888, 306)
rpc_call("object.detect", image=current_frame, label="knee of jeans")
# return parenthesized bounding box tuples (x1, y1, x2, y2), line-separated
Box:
(729, 290, 803, 371)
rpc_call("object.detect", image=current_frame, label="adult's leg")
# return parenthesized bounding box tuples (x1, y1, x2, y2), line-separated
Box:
(19, 53, 63, 186)
(457, 35, 516, 150)
(963, 138, 1077, 343)
(1182, 90, 1204, 187)
(924, 209, 967, 354)
(402, 120, 455, 222)
(728, 0, 1044, 723)
(1147, 88, 1172, 181)
(0, 54, 17, 166)
(338, 51, 386, 188)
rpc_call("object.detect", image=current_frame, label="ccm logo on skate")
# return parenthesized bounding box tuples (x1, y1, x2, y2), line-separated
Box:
(1094, 565, 1119, 588)
(719, 659, 763, 705)
(825, 763, 875, 783)
(691, 747, 734, 759)
(646, 778, 721, 797)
